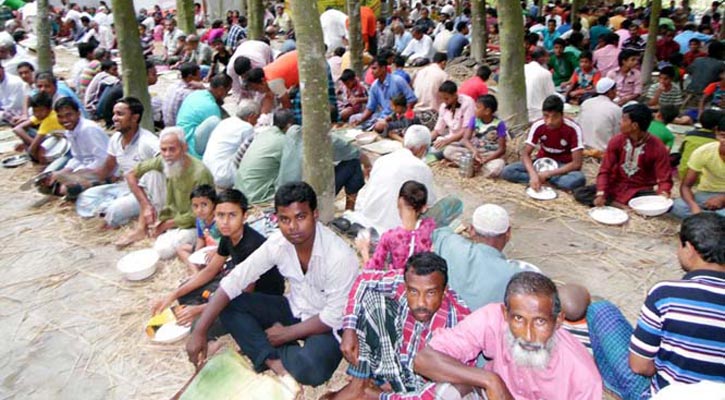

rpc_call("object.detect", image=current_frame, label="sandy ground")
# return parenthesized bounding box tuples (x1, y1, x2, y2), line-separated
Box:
(0, 44, 686, 399)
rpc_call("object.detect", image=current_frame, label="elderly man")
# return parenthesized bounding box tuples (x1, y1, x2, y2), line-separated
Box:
(114, 127, 214, 256)
(401, 26, 435, 66)
(578, 77, 623, 151)
(415, 272, 604, 400)
(0, 63, 26, 123)
(176, 73, 232, 159)
(202, 99, 260, 189)
(355, 125, 436, 233)
(323, 252, 469, 400)
(233, 109, 294, 204)
(178, 34, 212, 75)
(524, 47, 556, 122)
(187, 182, 359, 387)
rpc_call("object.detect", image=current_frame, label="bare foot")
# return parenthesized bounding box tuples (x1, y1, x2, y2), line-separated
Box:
(320, 378, 369, 400)
(265, 358, 290, 377)
(114, 228, 147, 248)
(206, 340, 224, 357)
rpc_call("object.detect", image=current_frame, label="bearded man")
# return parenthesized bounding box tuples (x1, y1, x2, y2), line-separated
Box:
(115, 127, 214, 257)
(414, 272, 603, 400)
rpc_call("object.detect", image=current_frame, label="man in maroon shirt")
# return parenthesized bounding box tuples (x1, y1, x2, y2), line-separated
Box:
(656, 29, 680, 62)
(574, 103, 673, 206)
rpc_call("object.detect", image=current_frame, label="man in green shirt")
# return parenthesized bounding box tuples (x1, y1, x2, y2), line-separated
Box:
(115, 127, 214, 257)
(549, 38, 577, 87)
(234, 109, 293, 204)
(648, 104, 678, 149)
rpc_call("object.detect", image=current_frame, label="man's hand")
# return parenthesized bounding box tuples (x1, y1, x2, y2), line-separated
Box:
(593, 195, 606, 207)
(538, 170, 552, 182)
(703, 196, 724, 210)
(150, 294, 175, 316)
(350, 118, 360, 127)
(186, 331, 208, 369)
(433, 137, 448, 150)
(340, 328, 360, 366)
(175, 305, 204, 327)
(142, 205, 157, 227)
(265, 322, 291, 347)
(484, 373, 514, 400)
(529, 174, 542, 191)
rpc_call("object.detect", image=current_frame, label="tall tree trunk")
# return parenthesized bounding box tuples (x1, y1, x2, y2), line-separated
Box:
(290, 0, 335, 222)
(176, 0, 195, 34)
(346, 0, 364, 77)
(498, 0, 528, 131)
(641, 0, 661, 87)
(471, 0, 485, 62)
(112, 0, 154, 131)
(248, 0, 264, 40)
(36, 0, 52, 73)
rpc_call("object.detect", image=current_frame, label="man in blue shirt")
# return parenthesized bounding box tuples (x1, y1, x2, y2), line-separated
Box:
(446, 21, 470, 61)
(674, 23, 712, 54)
(350, 56, 417, 133)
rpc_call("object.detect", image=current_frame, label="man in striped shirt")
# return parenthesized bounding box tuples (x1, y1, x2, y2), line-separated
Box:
(630, 213, 725, 395)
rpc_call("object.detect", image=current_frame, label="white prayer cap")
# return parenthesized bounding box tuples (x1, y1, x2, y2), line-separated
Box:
(596, 77, 616, 94)
(472, 204, 510, 236)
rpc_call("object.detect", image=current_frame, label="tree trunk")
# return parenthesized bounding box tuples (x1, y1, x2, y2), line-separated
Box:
(346, 0, 364, 77)
(36, 0, 52, 73)
(290, 0, 335, 222)
(641, 0, 661, 87)
(471, 0, 485, 62)
(176, 0, 195, 34)
(112, 0, 154, 131)
(498, 0, 529, 131)
(248, 0, 264, 40)
(239, 0, 247, 18)
(381, 0, 392, 19)
(570, 0, 582, 26)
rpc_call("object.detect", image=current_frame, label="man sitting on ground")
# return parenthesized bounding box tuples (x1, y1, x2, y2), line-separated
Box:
(430, 80, 476, 160)
(324, 252, 469, 400)
(415, 271, 603, 400)
(176, 73, 232, 159)
(458, 65, 491, 102)
(83, 59, 119, 116)
(574, 103, 673, 207)
(677, 110, 722, 180)
(186, 182, 359, 387)
(161, 62, 204, 128)
(115, 127, 214, 256)
(401, 26, 435, 66)
(501, 95, 586, 191)
(578, 77, 622, 152)
(646, 66, 683, 109)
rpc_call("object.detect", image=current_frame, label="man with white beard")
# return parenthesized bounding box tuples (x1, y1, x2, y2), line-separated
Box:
(414, 272, 603, 400)
(115, 127, 214, 258)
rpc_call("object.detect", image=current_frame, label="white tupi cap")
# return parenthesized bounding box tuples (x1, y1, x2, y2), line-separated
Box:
(472, 204, 510, 236)
(596, 77, 616, 94)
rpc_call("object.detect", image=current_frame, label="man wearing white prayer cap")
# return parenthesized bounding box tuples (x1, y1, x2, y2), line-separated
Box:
(432, 203, 520, 310)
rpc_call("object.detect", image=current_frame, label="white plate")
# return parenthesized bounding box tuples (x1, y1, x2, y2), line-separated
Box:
(188, 245, 217, 265)
(509, 259, 543, 273)
(152, 322, 191, 343)
(117, 248, 159, 281)
(533, 157, 558, 172)
(589, 206, 629, 225)
(526, 186, 557, 200)
(2, 154, 30, 168)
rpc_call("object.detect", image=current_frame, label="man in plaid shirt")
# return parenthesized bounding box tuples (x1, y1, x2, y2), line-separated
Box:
(322, 252, 470, 400)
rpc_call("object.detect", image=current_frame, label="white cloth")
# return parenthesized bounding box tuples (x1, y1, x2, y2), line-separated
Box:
(107, 128, 160, 177)
(62, 9, 82, 26)
(202, 116, 254, 188)
(70, 58, 89, 89)
(163, 28, 185, 56)
(433, 29, 453, 53)
(154, 228, 197, 260)
(355, 148, 437, 233)
(413, 63, 450, 112)
(320, 9, 349, 51)
(0, 72, 27, 119)
(219, 222, 359, 330)
(92, 12, 111, 26)
(64, 118, 110, 171)
(226, 40, 274, 101)
(142, 16, 155, 32)
(524, 61, 556, 122)
(577, 95, 622, 151)
(441, 4, 456, 17)
(2, 51, 37, 76)
(98, 25, 114, 50)
(402, 34, 435, 61)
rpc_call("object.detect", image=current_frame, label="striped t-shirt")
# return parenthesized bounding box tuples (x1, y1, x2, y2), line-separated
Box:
(630, 270, 725, 394)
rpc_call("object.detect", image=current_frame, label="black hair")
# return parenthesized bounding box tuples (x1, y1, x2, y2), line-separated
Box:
(391, 94, 407, 107)
(77, 41, 95, 58)
(333, 46, 346, 57)
(245, 67, 265, 84)
(28, 91, 53, 109)
(233, 55, 252, 76)
(54, 97, 80, 113)
(445, 20, 454, 31)
(399, 180, 428, 213)
(579, 50, 593, 61)
(700, 109, 722, 130)
(273, 109, 295, 130)
(393, 55, 405, 67)
(438, 80, 458, 94)
(211, 38, 224, 45)
(340, 69, 356, 82)
(145, 59, 155, 71)
(658, 104, 678, 124)
(531, 47, 548, 61)
(374, 55, 390, 68)
(597, 15, 608, 25)
(658, 65, 676, 79)
(16, 61, 35, 72)
(679, 213, 724, 264)
(210, 73, 232, 88)
(456, 21, 468, 32)
(404, 252, 449, 288)
(274, 181, 318, 212)
(504, 271, 562, 318)
(618, 49, 639, 66)
(476, 65, 492, 80)
(720, 115, 725, 131)
(116, 96, 145, 121)
(621, 19, 632, 30)
(542, 95, 564, 114)
(190, 184, 218, 204)
(622, 103, 653, 132)
(216, 189, 249, 212)
(477, 94, 498, 113)
(526, 32, 540, 46)
(689, 37, 702, 45)
(569, 31, 584, 47)
(179, 62, 200, 79)
(604, 32, 619, 45)
(100, 59, 117, 72)
(35, 72, 57, 86)
(708, 40, 723, 59)
(553, 38, 566, 48)
(433, 52, 447, 64)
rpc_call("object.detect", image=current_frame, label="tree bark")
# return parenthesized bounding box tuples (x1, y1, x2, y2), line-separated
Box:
(290, 0, 335, 222)
(498, 0, 529, 131)
(176, 0, 195, 34)
(247, 0, 264, 40)
(641, 0, 661, 87)
(112, 0, 154, 131)
(346, 0, 364, 77)
(36, 0, 52, 73)
(471, 0, 485, 62)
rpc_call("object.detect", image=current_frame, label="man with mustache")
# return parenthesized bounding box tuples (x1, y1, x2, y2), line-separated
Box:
(115, 127, 214, 257)
(415, 272, 603, 400)
(322, 252, 469, 400)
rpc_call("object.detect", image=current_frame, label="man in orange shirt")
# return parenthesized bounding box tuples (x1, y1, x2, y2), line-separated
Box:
(245, 51, 299, 113)
(347, 6, 378, 56)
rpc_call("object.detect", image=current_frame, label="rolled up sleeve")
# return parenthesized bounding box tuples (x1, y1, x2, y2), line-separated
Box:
(219, 238, 278, 300)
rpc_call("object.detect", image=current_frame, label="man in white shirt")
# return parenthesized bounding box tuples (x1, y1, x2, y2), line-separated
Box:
(355, 125, 437, 233)
(413, 52, 450, 113)
(225, 40, 274, 102)
(203, 100, 260, 189)
(402, 26, 435, 66)
(432, 21, 454, 54)
(0, 63, 27, 123)
(187, 182, 359, 387)
(162, 19, 185, 64)
(577, 78, 622, 151)
(320, 8, 349, 51)
(76, 97, 163, 228)
(525, 47, 556, 122)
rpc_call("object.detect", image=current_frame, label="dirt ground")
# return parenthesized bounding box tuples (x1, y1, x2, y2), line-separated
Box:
(0, 45, 686, 400)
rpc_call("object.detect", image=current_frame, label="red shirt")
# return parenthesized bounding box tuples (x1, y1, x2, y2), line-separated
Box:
(683, 50, 707, 67)
(656, 39, 680, 62)
(596, 133, 673, 204)
(526, 118, 584, 164)
(459, 76, 489, 101)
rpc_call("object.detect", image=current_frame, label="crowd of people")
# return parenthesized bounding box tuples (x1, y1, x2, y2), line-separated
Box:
(0, 0, 724, 399)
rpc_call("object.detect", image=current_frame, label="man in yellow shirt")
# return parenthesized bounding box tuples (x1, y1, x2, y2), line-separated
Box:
(11, 91, 65, 163)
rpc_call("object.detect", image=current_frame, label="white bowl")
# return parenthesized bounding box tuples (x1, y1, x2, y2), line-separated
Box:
(355, 132, 377, 145)
(526, 186, 557, 200)
(117, 248, 159, 281)
(628, 195, 673, 217)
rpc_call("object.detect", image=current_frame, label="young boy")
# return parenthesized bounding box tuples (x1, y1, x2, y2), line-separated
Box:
(443, 94, 507, 177)
(548, 38, 577, 87)
(564, 51, 601, 104)
(11, 91, 65, 163)
(385, 94, 420, 142)
(337, 69, 368, 122)
(391, 55, 411, 84)
(177, 185, 222, 272)
(683, 38, 707, 67)
(151, 189, 284, 344)
(648, 104, 678, 150)
(207, 38, 231, 80)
